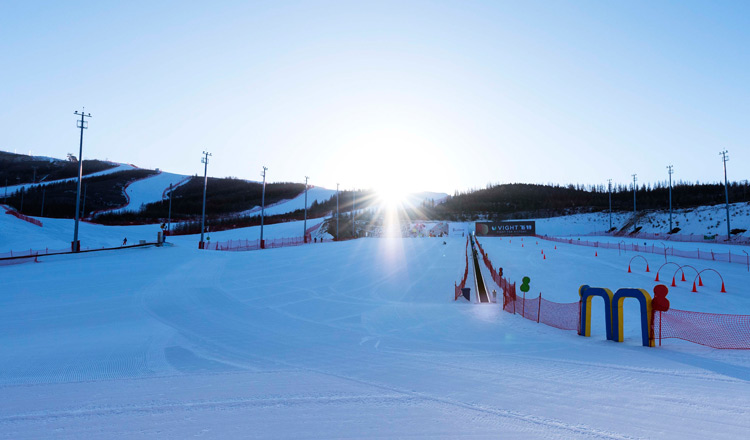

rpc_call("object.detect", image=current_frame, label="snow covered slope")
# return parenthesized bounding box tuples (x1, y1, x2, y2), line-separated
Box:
(532, 202, 750, 237)
(108, 172, 191, 214)
(0, 163, 135, 196)
(1, 231, 749, 438)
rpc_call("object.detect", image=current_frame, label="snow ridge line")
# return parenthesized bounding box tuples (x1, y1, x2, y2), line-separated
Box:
(161, 176, 191, 199)
(88, 171, 162, 219)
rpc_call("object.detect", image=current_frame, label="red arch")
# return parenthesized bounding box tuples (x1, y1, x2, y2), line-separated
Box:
(655, 262, 681, 282)
(692, 269, 727, 293)
(628, 255, 650, 273)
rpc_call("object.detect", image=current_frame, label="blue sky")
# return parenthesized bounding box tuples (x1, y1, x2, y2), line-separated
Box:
(1, 1, 748, 194)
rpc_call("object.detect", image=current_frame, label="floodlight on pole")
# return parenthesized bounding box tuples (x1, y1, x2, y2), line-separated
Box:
(303, 176, 309, 243)
(260, 166, 268, 248)
(72, 108, 92, 252)
(632, 174, 638, 230)
(721, 150, 731, 238)
(667, 165, 674, 232)
(607, 179, 612, 231)
(199, 151, 211, 249)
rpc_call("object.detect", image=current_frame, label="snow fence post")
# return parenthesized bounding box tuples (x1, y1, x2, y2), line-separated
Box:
(537, 293, 541, 323)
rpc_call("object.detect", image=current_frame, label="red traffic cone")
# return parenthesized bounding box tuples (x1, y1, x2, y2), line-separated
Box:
(646, 264, 650, 273)
(522, 244, 524, 247)
(543, 254, 546, 260)
(680, 271, 686, 282)
(541, 250, 544, 254)
(628, 264, 632, 273)
(698, 275, 703, 287)
(595, 251, 598, 257)
(655, 272, 659, 281)
(691, 281, 697, 292)
(721, 282, 726, 293)
(554, 245, 557, 250)
(671, 276, 677, 287)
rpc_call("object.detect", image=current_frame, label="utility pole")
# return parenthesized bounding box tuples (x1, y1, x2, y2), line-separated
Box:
(607, 179, 612, 231)
(721, 150, 731, 238)
(303, 176, 309, 243)
(199, 151, 211, 249)
(260, 166, 267, 248)
(72, 108, 92, 252)
(336, 183, 339, 240)
(167, 183, 173, 234)
(632, 174, 637, 230)
(81, 183, 87, 218)
(352, 189, 356, 237)
(667, 165, 674, 232)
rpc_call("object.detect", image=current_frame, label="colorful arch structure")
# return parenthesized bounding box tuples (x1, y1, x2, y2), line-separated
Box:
(579, 285, 614, 341)
(612, 288, 653, 347)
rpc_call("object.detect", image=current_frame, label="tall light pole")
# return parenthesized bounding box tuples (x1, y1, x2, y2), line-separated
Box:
(72, 108, 91, 252)
(167, 183, 173, 234)
(721, 150, 731, 238)
(352, 189, 356, 237)
(260, 166, 267, 248)
(607, 178, 612, 231)
(632, 174, 638, 230)
(667, 165, 674, 232)
(199, 151, 211, 249)
(336, 183, 339, 240)
(303, 176, 309, 242)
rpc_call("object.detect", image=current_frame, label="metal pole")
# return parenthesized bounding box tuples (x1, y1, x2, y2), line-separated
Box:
(81, 183, 87, 218)
(72, 109, 91, 252)
(200, 151, 211, 248)
(632, 174, 637, 230)
(303, 176, 309, 242)
(336, 183, 339, 240)
(352, 189, 356, 237)
(607, 179, 612, 231)
(261, 166, 267, 247)
(721, 151, 731, 238)
(167, 183, 173, 233)
(667, 165, 673, 232)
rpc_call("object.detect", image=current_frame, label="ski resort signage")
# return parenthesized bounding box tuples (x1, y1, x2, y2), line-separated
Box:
(475, 221, 535, 237)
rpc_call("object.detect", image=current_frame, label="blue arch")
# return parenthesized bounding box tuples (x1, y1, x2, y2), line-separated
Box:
(579, 285, 614, 341)
(612, 288, 653, 347)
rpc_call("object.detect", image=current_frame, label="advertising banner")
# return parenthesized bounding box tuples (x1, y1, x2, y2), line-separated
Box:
(475, 221, 535, 237)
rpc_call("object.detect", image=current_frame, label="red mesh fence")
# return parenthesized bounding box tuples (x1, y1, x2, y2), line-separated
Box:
(206, 236, 330, 251)
(0, 255, 39, 266)
(455, 237, 470, 300)
(653, 309, 750, 349)
(0, 246, 70, 259)
(537, 235, 750, 268)
(3, 205, 43, 227)
(475, 236, 581, 331)
(569, 230, 750, 246)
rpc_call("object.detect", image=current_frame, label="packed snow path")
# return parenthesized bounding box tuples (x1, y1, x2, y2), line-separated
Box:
(1, 237, 749, 438)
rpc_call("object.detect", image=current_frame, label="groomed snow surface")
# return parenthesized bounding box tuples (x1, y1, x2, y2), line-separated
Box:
(2, 216, 750, 439)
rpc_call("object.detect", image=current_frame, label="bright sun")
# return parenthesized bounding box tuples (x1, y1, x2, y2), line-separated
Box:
(377, 184, 409, 208)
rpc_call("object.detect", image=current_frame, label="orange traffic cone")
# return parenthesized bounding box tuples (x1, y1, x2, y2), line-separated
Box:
(628, 264, 632, 273)
(698, 275, 703, 287)
(691, 281, 697, 292)
(655, 272, 659, 281)
(680, 271, 685, 282)
(595, 251, 598, 257)
(671, 276, 677, 287)
(721, 282, 726, 293)
(554, 245, 557, 250)
(541, 250, 544, 254)
(543, 254, 546, 260)
(646, 264, 650, 273)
